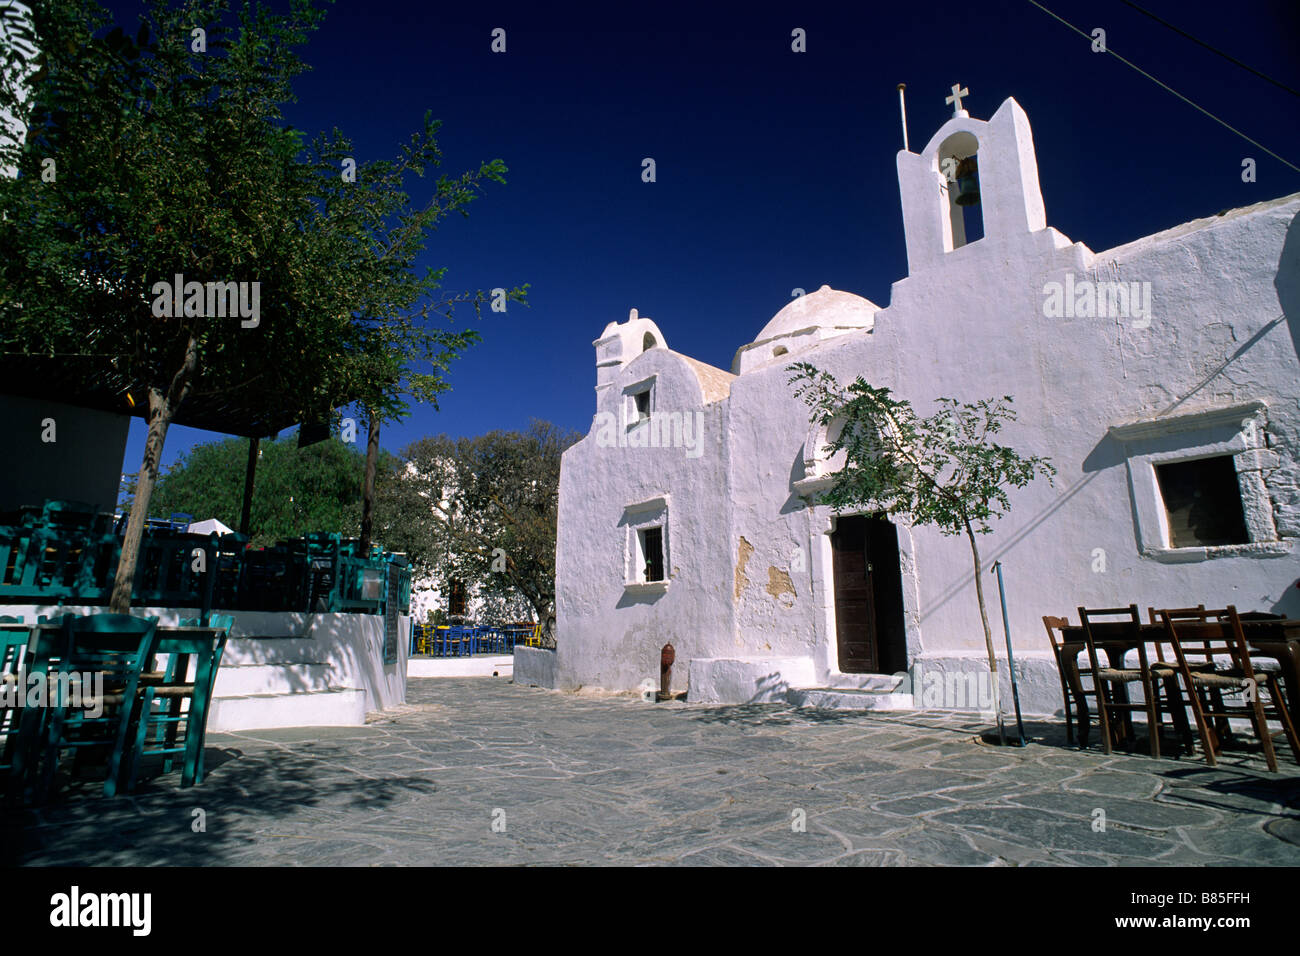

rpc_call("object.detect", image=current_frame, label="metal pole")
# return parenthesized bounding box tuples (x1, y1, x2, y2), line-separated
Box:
(991, 561, 1026, 746)
(239, 436, 259, 536)
(896, 83, 910, 152)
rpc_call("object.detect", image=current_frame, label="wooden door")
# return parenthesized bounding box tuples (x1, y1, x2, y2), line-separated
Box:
(831, 515, 878, 673)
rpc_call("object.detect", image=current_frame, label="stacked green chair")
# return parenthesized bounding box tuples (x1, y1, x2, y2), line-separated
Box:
(0, 615, 28, 779)
(2, 615, 63, 803)
(36, 613, 158, 800)
(125, 614, 232, 791)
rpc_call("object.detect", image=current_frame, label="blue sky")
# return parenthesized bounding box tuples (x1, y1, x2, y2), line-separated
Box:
(106, 0, 1300, 477)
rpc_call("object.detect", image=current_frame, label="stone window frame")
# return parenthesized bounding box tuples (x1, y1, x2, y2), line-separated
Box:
(1109, 400, 1286, 563)
(622, 495, 670, 592)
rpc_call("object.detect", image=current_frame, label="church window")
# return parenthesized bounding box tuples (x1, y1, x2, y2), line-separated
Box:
(1155, 456, 1249, 548)
(773, 346, 788, 358)
(640, 527, 664, 582)
(643, 332, 658, 351)
(625, 378, 655, 425)
(623, 496, 670, 589)
(1108, 401, 1282, 561)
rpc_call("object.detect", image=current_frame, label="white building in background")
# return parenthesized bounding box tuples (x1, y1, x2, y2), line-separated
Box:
(540, 95, 1300, 713)
(400, 459, 536, 626)
(0, 1, 37, 179)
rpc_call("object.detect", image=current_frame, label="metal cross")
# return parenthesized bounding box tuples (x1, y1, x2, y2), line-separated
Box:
(945, 83, 969, 115)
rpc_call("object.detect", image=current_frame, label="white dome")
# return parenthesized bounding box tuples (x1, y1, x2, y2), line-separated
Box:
(731, 285, 879, 375)
(753, 285, 876, 343)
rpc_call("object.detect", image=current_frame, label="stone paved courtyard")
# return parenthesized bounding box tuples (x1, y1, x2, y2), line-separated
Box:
(4, 678, 1300, 866)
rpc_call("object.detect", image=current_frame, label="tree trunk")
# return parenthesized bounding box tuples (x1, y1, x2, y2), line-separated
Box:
(110, 338, 198, 613)
(964, 517, 1005, 740)
(358, 408, 380, 553)
(541, 606, 556, 649)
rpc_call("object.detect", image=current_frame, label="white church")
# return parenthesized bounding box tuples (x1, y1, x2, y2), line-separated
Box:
(526, 92, 1300, 714)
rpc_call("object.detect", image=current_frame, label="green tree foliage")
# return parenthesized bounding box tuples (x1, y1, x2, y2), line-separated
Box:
(0, 0, 523, 611)
(376, 421, 580, 643)
(123, 432, 397, 548)
(789, 363, 1055, 735)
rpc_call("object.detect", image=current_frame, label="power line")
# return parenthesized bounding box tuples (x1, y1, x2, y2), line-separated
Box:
(1024, 0, 1300, 174)
(1119, 0, 1300, 99)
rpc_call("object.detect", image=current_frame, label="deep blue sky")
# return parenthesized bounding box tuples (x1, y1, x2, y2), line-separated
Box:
(106, 0, 1300, 477)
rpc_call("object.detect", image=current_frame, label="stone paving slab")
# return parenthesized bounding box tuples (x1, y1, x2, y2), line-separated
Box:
(3, 678, 1299, 866)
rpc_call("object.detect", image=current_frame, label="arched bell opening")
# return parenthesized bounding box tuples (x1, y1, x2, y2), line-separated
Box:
(938, 130, 983, 250)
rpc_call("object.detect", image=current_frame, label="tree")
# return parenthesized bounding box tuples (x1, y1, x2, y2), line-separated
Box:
(789, 363, 1055, 739)
(376, 421, 580, 644)
(0, 0, 521, 612)
(122, 432, 396, 548)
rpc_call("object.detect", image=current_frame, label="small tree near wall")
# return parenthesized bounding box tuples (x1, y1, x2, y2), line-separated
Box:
(789, 363, 1055, 738)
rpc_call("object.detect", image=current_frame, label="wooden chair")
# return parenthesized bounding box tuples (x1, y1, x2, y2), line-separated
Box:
(1042, 615, 1087, 746)
(0, 616, 29, 778)
(1078, 604, 1163, 756)
(1158, 606, 1300, 772)
(125, 615, 232, 791)
(36, 613, 158, 800)
(1156, 606, 1247, 744)
(3, 616, 65, 804)
(1143, 607, 1215, 752)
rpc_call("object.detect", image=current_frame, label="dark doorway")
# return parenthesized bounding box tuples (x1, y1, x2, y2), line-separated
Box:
(830, 514, 907, 674)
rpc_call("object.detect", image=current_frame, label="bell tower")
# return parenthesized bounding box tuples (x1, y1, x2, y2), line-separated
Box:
(896, 91, 1048, 276)
(593, 308, 667, 408)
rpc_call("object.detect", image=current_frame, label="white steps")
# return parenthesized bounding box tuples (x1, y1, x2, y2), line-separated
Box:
(823, 673, 907, 692)
(208, 687, 367, 731)
(786, 687, 915, 711)
(211, 661, 335, 697)
(205, 638, 367, 731)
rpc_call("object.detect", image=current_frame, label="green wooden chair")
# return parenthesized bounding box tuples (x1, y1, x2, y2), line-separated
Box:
(126, 614, 232, 791)
(0, 615, 28, 778)
(2, 616, 65, 804)
(36, 613, 159, 800)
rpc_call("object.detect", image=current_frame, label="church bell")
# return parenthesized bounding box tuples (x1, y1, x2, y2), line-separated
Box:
(953, 155, 980, 206)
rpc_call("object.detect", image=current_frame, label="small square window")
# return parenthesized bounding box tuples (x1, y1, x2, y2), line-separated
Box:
(640, 527, 664, 582)
(624, 379, 655, 427)
(1155, 456, 1249, 549)
(623, 496, 669, 589)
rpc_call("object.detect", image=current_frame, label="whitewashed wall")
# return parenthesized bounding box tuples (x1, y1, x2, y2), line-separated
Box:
(554, 97, 1300, 713)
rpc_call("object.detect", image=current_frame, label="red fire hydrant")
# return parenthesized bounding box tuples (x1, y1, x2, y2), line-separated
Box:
(659, 643, 675, 701)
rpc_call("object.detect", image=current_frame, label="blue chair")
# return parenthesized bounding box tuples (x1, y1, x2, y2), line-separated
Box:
(450, 625, 475, 657)
(36, 613, 159, 800)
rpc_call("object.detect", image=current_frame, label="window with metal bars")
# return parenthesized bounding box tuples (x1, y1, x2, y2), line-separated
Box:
(641, 527, 664, 582)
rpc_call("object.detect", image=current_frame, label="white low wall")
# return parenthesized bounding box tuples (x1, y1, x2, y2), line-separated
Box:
(910, 653, 1062, 718)
(687, 656, 818, 704)
(513, 646, 557, 687)
(408, 655, 512, 678)
(0, 604, 409, 724)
